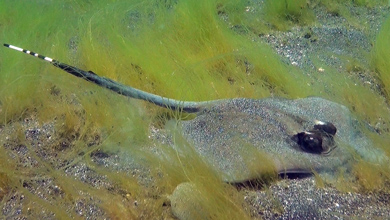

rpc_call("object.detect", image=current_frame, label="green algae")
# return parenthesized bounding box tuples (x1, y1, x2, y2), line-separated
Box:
(263, 0, 315, 31)
(1, 0, 390, 219)
(372, 14, 390, 102)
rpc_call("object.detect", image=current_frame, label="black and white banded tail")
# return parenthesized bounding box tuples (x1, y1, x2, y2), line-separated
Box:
(4, 44, 55, 63)
(3, 43, 205, 113)
(4, 43, 96, 79)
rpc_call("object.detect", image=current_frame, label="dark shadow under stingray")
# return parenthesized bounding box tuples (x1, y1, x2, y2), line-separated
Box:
(4, 43, 388, 183)
(232, 172, 314, 191)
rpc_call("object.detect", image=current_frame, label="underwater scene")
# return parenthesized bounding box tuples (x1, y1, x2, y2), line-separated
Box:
(0, 0, 390, 219)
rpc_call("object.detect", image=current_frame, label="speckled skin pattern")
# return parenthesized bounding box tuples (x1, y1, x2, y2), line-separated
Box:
(180, 97, 375, 182)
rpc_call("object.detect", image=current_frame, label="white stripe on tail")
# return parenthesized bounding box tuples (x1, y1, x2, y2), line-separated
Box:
(4, 43, 54, 62)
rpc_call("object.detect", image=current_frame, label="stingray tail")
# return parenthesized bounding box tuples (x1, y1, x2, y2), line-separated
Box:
(3, 43, 203, 113)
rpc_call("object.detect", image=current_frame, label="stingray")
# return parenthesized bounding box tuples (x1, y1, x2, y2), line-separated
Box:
(3, 43, 385, 182)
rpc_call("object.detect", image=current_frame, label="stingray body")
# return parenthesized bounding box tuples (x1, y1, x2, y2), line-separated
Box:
(4, 44, 380, 182)
(180, 97, 365, 182)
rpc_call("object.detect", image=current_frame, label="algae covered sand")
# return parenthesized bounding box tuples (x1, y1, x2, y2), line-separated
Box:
(1, 0, 390, 219)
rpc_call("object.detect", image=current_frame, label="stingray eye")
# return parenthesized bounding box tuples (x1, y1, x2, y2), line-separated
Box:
(296, 132, 324, 154)
(314, 121, 337, 136)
